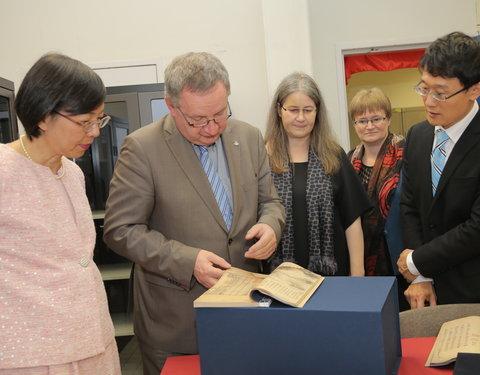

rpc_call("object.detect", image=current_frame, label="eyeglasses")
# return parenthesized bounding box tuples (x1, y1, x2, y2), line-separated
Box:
(177, 103, 232, 128)
(354, 116, 387, 126)
(53, 110, 111, 132)
(413, 84, 470, 102)
(280, 104, 316, 117)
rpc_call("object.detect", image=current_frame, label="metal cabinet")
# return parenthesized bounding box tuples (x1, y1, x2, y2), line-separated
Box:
(76, 83, 167, 211)
(0, 77, 19, 143)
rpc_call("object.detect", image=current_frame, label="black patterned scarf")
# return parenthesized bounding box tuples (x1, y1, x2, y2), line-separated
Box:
(271, 147, 337, 275)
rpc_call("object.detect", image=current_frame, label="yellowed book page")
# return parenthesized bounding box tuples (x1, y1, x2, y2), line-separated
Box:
(194, 267, 267, 307)
(426, 316, 480, 367)
(255, 262, 324, 308)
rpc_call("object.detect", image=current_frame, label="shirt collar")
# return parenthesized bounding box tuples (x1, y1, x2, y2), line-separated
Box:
(192, 138, 221, 156)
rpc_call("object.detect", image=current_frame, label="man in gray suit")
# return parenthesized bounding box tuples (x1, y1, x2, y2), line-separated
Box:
(103, 52, 285, 374)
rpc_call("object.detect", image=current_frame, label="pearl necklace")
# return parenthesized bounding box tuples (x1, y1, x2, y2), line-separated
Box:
(19, 135, 66, 180)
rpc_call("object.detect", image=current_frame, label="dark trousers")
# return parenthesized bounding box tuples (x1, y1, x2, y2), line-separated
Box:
(137, 338, 188, 375)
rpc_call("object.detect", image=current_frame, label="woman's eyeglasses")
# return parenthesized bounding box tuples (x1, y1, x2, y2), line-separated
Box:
(53, 110, 111, 132)
(279, 104, 317, 118)
(354, 117, 387, 126)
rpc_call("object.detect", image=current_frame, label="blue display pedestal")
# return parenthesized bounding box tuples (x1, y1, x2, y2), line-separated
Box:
(195, 277, 401, 375)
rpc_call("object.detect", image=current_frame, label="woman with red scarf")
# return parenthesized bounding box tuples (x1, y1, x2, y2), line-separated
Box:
(348, 88, 405, 278)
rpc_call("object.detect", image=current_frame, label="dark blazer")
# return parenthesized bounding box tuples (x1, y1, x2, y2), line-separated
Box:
(401, 111, 480, 304)
(103, 115, 285, 354)
(384, 171, 404, 275)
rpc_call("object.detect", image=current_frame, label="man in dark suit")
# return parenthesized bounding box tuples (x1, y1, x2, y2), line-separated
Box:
(397, 32, 480, 309)
(103, 52, 285, 374)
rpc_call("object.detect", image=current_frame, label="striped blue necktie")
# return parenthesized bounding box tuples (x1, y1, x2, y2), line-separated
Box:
(196, 145, 233, 230)
(431, 129, 449, 196)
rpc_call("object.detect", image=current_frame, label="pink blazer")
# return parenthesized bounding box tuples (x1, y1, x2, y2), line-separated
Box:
(0, 145, 114, 369)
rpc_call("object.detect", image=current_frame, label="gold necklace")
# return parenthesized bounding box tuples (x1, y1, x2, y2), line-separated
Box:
(19, 135, 66, 179)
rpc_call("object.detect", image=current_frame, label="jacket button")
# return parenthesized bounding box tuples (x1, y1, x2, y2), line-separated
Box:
(79, 257, 90, 267)
(228, 238, 233, 245)
(429, 224, 436, 230)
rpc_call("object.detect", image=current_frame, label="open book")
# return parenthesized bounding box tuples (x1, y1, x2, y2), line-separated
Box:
(426, 315, 480, 367)
(193, 262, 324, 308)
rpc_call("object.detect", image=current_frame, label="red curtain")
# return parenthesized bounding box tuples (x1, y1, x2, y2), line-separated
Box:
(344, 49, 425, 84)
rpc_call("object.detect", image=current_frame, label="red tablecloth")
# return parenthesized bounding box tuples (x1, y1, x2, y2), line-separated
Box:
(399, 337, 454, 374)
(161, 337, 454, 375)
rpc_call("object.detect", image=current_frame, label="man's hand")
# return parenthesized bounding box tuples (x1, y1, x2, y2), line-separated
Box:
(404, 281, 437, 309)
(397, 249, 416, 282)
(193, 250, 231, 289)
(244, 223, 277, 260)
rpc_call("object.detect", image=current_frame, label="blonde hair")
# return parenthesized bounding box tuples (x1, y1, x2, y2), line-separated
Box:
(265, 72, 341, 174)
(348, 87, 392, 121)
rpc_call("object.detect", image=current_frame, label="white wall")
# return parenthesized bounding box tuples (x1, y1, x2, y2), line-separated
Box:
(261, 0, 313, 97)
(1, 0, 478, 147)
(477, 0, 480, 32)
(1, 0, 274, 132)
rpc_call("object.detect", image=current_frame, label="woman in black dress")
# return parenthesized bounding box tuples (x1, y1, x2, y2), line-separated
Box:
(265, 72, 370, 276)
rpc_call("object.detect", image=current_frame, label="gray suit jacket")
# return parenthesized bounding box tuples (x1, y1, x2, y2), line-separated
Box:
(103, 115, 285, 353)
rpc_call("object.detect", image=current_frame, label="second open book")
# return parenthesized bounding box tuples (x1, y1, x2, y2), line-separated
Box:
(194, 261, 324, 308)
(426, 315, 480, 367)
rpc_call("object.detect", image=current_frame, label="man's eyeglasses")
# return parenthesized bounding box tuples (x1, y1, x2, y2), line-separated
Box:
(53, 110, 111, 132)
(413, 84, 470, 102)
(280, 104, 316, 117)
(177, 103, 232, 128)
(354, 117, 387, 126)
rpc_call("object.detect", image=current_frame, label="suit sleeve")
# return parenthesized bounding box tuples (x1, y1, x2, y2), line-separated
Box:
(254, 128, 285, 241)
(413, 188, 480, 277)
(103, 135, 199, 290)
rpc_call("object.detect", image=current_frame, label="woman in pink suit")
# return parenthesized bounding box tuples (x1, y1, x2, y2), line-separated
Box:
(0, 53, 120, 374)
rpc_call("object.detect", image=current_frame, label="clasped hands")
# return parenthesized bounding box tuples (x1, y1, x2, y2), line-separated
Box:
(397, 249, 416, 283)
(194, 223, 276, 288)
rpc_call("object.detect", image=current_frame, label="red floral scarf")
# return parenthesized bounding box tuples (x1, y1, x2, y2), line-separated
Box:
(349, 133, 404, 275)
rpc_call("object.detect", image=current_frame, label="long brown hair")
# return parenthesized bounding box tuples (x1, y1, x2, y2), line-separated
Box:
(265, 72, 341, 174)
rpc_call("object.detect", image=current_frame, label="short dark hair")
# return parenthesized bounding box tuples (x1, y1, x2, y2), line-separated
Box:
(15, 53, 106, 139)
(420, 31, 480, 88)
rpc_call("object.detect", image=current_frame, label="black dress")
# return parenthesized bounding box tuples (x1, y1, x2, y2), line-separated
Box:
(290, 152, 371, 275)
(291, 162, 309, 268)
